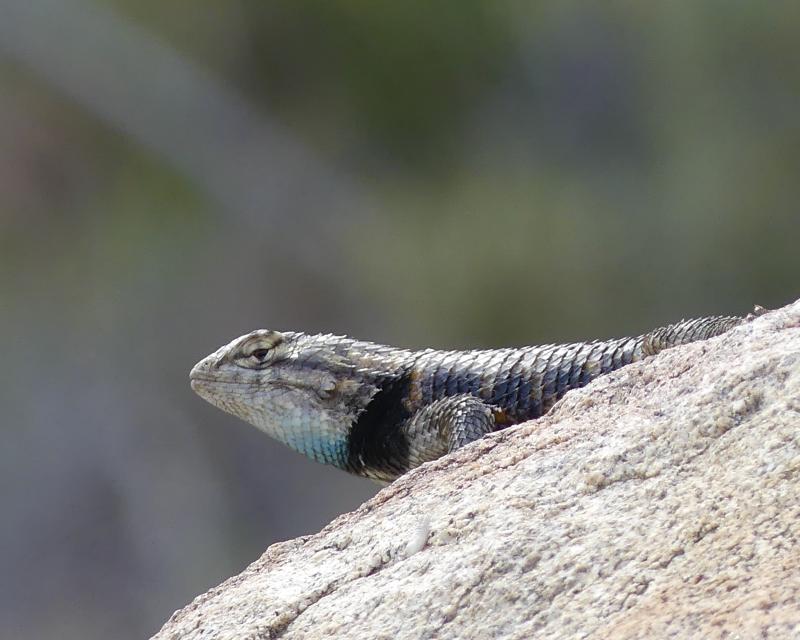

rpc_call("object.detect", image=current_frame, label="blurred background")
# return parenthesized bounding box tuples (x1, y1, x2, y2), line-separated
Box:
(1, 1, 798, 638)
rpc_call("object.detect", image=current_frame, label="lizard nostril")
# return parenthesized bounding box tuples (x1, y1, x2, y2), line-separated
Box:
(189, 361, 204, 380)
(189, 356, 214, 380)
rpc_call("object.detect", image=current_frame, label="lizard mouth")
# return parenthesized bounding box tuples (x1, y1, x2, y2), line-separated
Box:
(189, 373, 242, 394)
(189, 359, 240, 388)
(190, 376, 245, 389)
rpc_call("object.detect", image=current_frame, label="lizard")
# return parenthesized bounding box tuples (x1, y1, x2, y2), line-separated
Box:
(190, 308, 764, 483)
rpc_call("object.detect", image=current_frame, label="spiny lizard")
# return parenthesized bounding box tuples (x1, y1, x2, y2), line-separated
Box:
(190, 309, 763, 483)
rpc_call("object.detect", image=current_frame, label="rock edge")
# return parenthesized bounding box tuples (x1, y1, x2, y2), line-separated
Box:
(154, 300, 800, 640)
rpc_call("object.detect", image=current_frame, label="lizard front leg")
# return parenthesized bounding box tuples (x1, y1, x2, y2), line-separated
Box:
(403, 395, 498, 468)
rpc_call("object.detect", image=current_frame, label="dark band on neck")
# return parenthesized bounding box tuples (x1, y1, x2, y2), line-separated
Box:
(346, 372, 412, 478)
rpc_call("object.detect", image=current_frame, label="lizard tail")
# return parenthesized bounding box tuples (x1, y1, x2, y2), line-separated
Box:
(640, 305, 766, 357)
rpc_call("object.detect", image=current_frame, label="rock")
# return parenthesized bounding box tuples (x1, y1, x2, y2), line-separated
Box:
(153, 300, 800, 640)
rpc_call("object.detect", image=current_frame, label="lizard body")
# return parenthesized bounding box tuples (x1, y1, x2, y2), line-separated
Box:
(190, 311, 759, 482)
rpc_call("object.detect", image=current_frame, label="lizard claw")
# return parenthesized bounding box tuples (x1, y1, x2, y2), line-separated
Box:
(746, 305, 769, 321)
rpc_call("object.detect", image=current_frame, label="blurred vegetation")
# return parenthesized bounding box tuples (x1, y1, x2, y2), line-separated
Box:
(1, 2, 798, 639)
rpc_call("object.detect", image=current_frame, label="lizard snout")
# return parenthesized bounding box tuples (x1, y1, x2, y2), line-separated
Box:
(189, 354, 217, 386)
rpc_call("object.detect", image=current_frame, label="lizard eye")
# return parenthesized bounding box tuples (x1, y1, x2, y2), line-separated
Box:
(235, 330, 287, 368)
(249, 348, 271, 362)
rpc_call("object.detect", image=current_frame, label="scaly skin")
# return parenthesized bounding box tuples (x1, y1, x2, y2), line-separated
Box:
(190, 310, 762, 483)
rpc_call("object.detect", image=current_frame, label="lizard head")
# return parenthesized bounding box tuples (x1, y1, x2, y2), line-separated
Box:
(189, 329, 381, 466)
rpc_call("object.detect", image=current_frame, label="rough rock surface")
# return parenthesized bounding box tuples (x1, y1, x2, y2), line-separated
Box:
(154, 300, 800, 640)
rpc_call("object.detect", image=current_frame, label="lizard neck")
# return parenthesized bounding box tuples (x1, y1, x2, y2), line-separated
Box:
(345, 369, 415, 481)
